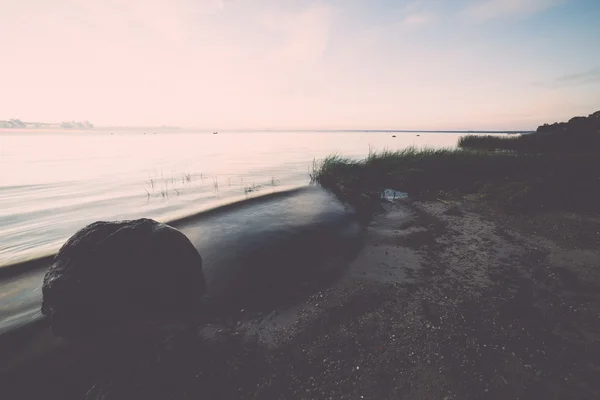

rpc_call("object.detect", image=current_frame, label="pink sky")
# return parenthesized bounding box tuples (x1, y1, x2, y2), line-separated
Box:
(1, 0, 599, 130)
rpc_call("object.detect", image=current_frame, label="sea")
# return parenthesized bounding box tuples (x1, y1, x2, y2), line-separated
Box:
(0, 129, 490, 267)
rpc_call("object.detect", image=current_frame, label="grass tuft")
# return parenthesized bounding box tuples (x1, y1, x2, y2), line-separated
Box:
(244, 183, 261, 195)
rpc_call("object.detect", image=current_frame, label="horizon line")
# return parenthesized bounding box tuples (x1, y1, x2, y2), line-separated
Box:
(0, 119, 536, 132)
(93, 126, 535, 133)
(0, 126, 535, 134)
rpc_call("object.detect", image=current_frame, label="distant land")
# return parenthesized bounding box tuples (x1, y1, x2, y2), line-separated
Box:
(0, 119, 94, 130)
(0, 119, 534, 134)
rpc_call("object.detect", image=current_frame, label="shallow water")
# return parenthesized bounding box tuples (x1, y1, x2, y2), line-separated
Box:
(0, 129, 464, 266)
(0, 186, 361, 335)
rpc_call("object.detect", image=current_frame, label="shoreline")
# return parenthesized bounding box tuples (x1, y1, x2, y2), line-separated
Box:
(3, 107, 600, 397)
(0, 186, 315, 339)
(4, 197, 600, 399)
(0, 186, 362, 375)
(0, 184, 307, 271)
(265, 198, 600, 399)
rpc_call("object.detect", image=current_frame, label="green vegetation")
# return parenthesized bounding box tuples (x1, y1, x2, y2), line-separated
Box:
(244, 183, 261, 195)
(459, 110, 600, 153)
(458, 135, 521, 151)
(312, 110, 600, 214)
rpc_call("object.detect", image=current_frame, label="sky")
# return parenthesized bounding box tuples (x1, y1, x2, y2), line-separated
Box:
(1, 0, 599, 130)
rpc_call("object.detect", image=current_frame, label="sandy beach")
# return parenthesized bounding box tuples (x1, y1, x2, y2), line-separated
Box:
(3, 0, 598, 396)
(6, 197, 600, 399)
(234, 199, 600, 399)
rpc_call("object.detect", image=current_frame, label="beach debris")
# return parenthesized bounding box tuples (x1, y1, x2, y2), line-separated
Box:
(382, 189, 408, 201)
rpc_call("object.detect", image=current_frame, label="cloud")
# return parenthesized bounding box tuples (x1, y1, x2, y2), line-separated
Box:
(532, 67, 600, 88)
(464, 0, 567, 21)
(556, 66, 600, 85)
(396, 0, 438, 28)
(2, 0, 598, 129)
(260, 3, 335, 66)
(401, 13, 434, 27)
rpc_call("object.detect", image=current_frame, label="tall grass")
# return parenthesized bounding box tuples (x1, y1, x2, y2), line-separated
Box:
(314, 111, 600, 214)
(459, 111, 600, 153)
(244, 183, 261, 195)
(312, 147, 600, 213)
(458, 135, 521, 152)
(459, 128, 600, 154)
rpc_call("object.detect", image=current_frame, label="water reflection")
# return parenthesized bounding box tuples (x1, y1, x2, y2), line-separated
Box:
(0, 130, 461, 265)
(0, 187, 362, 332)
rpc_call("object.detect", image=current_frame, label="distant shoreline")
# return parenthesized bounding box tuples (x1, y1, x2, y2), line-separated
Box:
(0, 128, 533, 134)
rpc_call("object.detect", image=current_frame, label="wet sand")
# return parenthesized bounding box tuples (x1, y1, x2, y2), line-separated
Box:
(252, 199, 600, 400)
(4, 198, 600, 399)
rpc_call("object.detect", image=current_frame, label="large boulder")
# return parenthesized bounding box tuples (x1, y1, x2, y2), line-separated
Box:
(42, 218, 205, 339)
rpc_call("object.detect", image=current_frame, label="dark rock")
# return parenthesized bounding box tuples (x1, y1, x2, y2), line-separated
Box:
(41, 218, 205, 339)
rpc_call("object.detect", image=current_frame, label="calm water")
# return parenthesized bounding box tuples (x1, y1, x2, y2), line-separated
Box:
(0, 129, 464, 267)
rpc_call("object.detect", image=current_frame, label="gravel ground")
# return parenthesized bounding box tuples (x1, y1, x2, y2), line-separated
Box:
(5, 199, 600, 400)
(238, 200, 600, 399)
